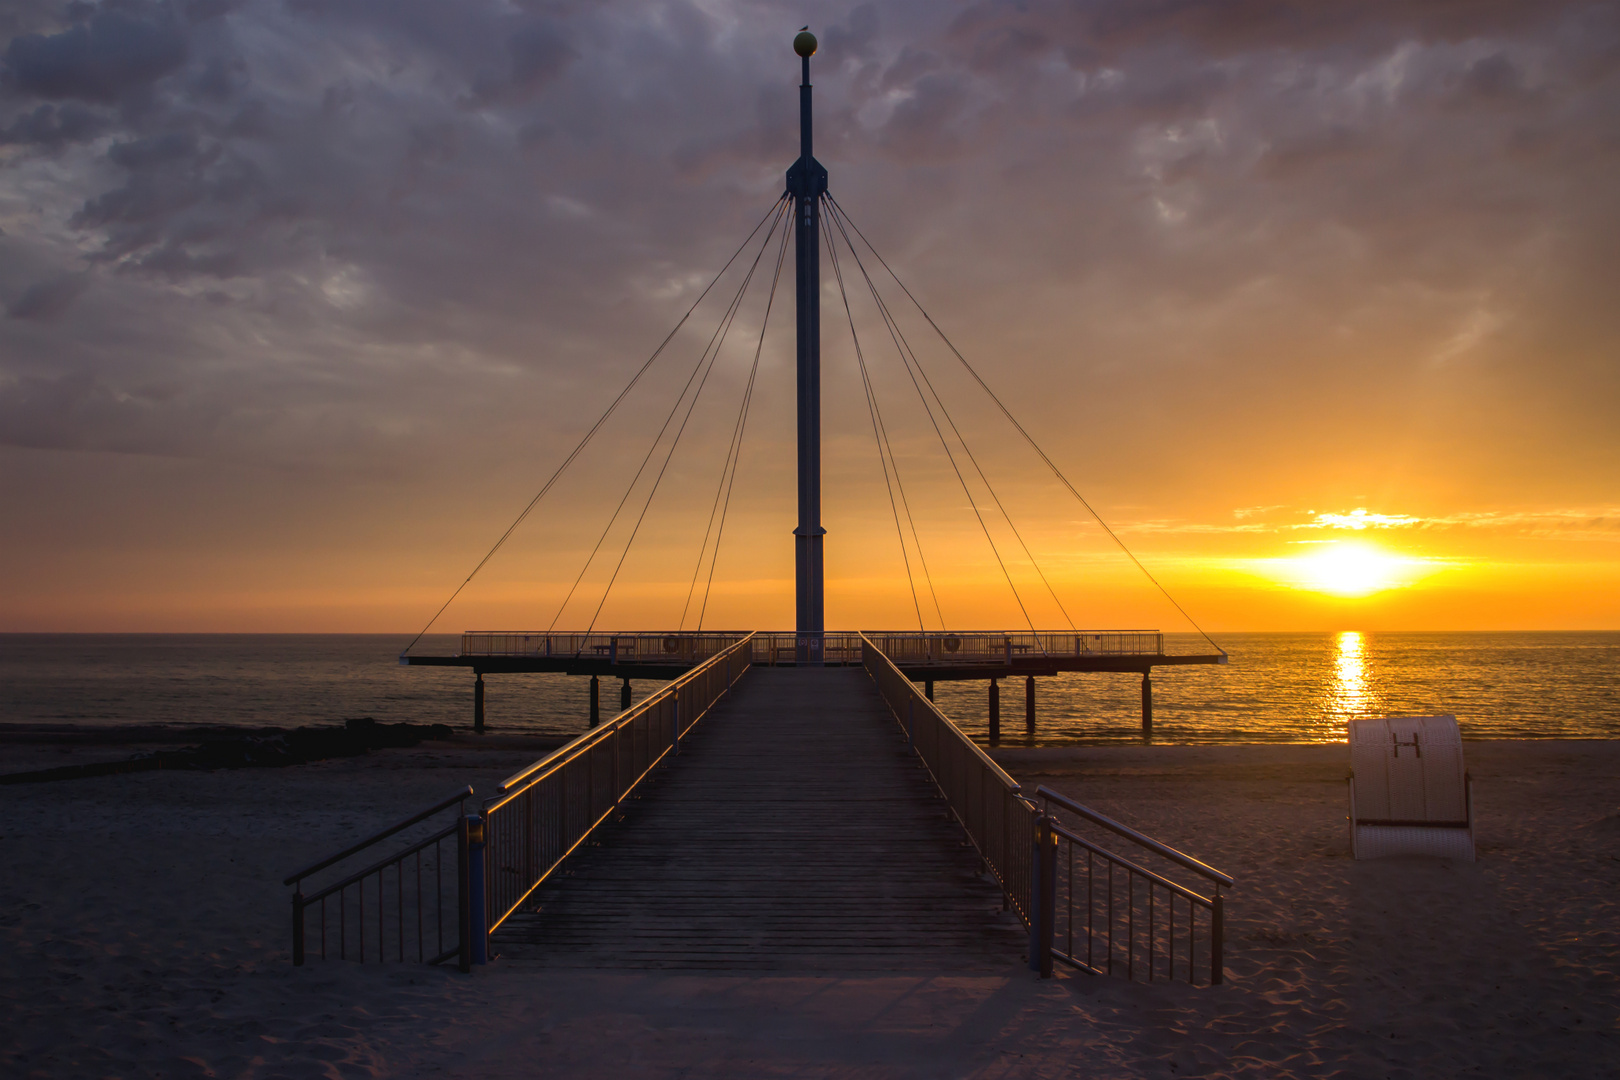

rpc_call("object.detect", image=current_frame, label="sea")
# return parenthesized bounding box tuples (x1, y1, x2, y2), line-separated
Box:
(1, 632, 1616, 746)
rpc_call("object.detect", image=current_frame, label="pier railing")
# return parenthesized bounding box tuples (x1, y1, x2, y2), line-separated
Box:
(478, 633, 756, 941)
(285, 786, 473, 969)
(865, 630, 1165, 666)
(454, 629, 1170, 669)
(1032, 786, 1233, 985)
(460, 631, 749, 664)
(860, 634, 1039, 927)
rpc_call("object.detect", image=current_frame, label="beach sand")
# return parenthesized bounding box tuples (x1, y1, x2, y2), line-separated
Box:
(1, 735, 1616, 1078)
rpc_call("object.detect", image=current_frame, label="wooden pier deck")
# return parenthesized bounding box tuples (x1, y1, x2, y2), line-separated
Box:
(492, 667, 1026, 971)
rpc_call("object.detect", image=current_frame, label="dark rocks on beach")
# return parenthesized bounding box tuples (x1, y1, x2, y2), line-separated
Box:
(0, 718, 456, 785)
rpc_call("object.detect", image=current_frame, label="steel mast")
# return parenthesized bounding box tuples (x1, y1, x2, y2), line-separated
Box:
(787, 29, 827, 664)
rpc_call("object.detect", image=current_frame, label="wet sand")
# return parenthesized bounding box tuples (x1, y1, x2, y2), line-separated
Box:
(1, 736, 1615, 1078)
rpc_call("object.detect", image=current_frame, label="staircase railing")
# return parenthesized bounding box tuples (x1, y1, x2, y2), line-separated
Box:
(860, 633, 1040, 927)
(285, 786, 473, 969)
(1033, 786, 1233, 985)
(478, 633, 756, 943)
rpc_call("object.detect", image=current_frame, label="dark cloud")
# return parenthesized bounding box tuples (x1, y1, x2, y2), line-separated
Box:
(0, 99, 107, 144)
(7, 272, 89, 320)
(3, 5, 188, 103)
(0, 0, 1613, 497)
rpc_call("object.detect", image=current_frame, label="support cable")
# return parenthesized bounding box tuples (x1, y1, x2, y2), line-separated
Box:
(679, 206, 792, 630)
(695, 206, 795, 631)
(826, 193, 1224, 656)
(554, 198, 789, 633)
(821, 207, 925, 632)
(400, 196, 789, 656)
(826, 198, 1076, 634)
(823, 203, 1041, 638)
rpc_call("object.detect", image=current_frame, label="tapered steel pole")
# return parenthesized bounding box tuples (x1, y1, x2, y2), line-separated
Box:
(788, 30, 827, 664)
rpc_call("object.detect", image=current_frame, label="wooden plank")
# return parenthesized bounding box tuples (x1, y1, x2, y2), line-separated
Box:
(491, 667, 1025, 972)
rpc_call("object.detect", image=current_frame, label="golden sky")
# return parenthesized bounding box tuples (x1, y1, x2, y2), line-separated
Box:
(1, 1, 1616, 633)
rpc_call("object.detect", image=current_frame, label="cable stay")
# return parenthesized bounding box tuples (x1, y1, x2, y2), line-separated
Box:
(399, 195, 789, 657)
(825, 197, 1077, 637)
(821, 209, 929, 632)
(679, 208, 794, 630)
(556, 199, 793, 637)
(822, 196, 1046, 642)
(692, 206, 796, 632)
(824, 193, 1224, 657)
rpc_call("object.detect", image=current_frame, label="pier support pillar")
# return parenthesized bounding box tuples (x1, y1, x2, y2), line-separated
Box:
(589, 676, 600, 727)
(1025, 675, 1036, 735)
(1141, 672, 1153, 742)
(988, 679, 1001, 745)
(925, 679, 934, 702)
(620, 677, 632, 712)
(474, 671, 485, 735)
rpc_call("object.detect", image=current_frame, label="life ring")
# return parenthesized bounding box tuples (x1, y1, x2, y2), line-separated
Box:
(943, 635, 961, 653)
(663, 635, 681, 653)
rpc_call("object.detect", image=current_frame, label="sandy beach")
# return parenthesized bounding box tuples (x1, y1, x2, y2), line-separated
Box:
(2, 734, 1616, 1078)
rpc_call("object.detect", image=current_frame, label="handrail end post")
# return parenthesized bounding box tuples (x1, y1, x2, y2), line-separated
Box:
(1038, 816, 1056, 979)
(1211, 891, 1224, 986)
(468, 814, 488, 965)
(457, 815, 472, 974)
(1029, 815, 1055, 978)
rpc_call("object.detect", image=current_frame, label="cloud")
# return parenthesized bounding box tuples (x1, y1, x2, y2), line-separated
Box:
(7, 272, 88, 320)
(0, 100, 109, 145)
(3, 6, 188, 103)
(1297, 510, 1423, 530)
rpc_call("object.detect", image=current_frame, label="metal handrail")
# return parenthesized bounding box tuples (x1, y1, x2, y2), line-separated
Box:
(286, 789, 471, 969)
(284, 786, 472, 887)
(300, 821, 460, 905)
(1029, 789, 1233, 986)
(1036, 786, 1235, 889)
(1046, 821, 1214, 906)
(859, 633, 1039, 926)
(479, 633, 756, 937)
(459, 630, 751, 660)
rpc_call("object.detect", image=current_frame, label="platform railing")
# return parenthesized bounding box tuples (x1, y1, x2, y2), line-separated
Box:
(285, 787, 472, 969)
(459, 631, 751, 663)
(865, 630, 1165, 666)
(749, 632, 866, 666)
(1033, 786, 1233, 985)
(860, 633, 1039, 927)
(478, 633, 756, 941)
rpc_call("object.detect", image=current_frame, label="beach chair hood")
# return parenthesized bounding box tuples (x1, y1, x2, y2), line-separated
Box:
(1348, 715, 1475, 861)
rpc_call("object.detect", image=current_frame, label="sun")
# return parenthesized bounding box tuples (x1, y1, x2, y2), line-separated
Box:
(1276, 542, 1431, 598)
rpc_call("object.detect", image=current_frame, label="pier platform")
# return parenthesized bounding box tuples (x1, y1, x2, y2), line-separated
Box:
(492, 667, 1025, 971)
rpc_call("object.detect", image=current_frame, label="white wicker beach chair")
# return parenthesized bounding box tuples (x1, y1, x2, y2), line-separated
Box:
(1347, 715, 1475, 861)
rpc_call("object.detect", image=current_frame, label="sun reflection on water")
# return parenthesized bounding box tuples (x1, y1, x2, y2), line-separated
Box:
(1328, 630, 1373, 726)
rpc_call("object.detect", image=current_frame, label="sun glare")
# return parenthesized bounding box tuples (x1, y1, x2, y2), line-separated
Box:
(1274, 542, 1431, 598)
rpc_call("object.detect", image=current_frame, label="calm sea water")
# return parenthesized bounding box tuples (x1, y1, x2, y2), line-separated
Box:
(1, 632, 1616, 745)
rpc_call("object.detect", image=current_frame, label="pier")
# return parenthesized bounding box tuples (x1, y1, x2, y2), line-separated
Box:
(403, 629, 1225, 737)
(321, 31, 1233, 982)
(494, 666, 1023, 971)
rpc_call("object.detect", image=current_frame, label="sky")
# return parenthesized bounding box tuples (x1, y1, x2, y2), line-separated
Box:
(1, 0, 1617, 635)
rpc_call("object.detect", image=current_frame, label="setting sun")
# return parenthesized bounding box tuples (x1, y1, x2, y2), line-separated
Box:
(1271, 542, 1436, 598)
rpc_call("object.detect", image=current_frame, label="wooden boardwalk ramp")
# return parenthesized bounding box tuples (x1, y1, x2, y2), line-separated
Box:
(492, 667, 1026, 971)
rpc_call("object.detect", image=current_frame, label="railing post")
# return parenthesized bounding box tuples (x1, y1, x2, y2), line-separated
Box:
(1028, 815, 1054, 977)
(1211, 891, 1224, 986)
(456, 815, 471, 973)
(1039, 817, 1055, 978)
(906, 697, 915, 751)
(291, 886, 305, 966)
(989, 679, 1001, 745)
(467, 814, 487, 965)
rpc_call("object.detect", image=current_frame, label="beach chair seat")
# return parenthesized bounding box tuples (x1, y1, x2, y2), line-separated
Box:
(1347, 715, 1474, 861)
